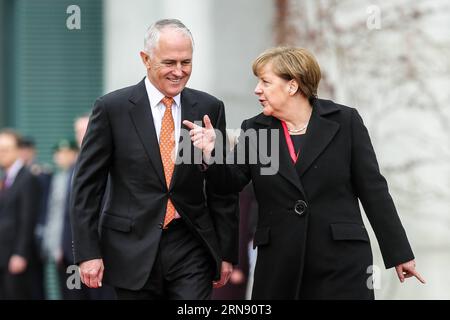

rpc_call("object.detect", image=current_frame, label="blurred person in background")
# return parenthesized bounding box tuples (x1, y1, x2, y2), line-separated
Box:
(40, 139, 78, 299)
(61, 114, 91, 269)
(74, 114, 90, 148)
(18, 135, 52, 299)
(0, 129, 41, 299)
(185, 47, 425, 299)
(18, 136, 52, 177)
(18, 137, 36, 168)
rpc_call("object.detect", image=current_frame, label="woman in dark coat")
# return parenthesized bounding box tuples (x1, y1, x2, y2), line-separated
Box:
(184, 47, 425, 299)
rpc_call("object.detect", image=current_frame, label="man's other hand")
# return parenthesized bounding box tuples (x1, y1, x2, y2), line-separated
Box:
(79, 258, 104, 288)
(213, 261, 233, 288)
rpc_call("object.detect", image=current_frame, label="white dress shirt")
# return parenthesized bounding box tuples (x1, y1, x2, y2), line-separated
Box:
(144, 77, 182, 219)
(144, 77, 182, 153)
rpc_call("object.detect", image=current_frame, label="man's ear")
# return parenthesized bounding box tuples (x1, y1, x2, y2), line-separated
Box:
(139, 51, 151, 69)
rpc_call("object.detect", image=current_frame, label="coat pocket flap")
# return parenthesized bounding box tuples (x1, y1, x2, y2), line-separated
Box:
(100, 213, 132, 232)
(330, 223, 369, 242)
(253, 227, 270, 249)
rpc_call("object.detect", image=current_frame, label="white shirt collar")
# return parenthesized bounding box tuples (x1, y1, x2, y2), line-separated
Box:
(144, 77, 181, 109)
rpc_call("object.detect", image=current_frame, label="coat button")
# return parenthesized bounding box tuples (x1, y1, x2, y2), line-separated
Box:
(294, 200, 307, 216)
(158, 222, 163, 229)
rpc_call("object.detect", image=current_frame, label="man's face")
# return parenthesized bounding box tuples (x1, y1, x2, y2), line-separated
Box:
(0, 134, 19, 169)
(54, 148, 78, 170)
(19, 147, 36, 166)
(142, 28, 193, 97)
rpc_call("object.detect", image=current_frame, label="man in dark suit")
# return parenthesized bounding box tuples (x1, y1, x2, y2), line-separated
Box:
(70, 19, 238, 299)
(0, 129, 41, 299)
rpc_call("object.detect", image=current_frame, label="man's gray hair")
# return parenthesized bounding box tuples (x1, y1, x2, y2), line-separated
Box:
(144, 19, 194, 57)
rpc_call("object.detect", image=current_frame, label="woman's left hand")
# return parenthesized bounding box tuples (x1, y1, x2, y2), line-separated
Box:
(395, 259, 426, 284)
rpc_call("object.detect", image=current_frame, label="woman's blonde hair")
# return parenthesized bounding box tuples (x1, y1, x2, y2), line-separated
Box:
(252, 47, 321, 99)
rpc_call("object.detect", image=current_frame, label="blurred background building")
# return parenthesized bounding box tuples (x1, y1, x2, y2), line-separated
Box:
(0, 0, 449, 299)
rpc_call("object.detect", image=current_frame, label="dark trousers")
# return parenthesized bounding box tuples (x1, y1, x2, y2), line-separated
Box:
(0, 268, 33, 300)
(115, 219, 214, 300)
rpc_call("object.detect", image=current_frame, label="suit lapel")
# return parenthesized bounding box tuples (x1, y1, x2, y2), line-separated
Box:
(170, 89, 198, 188)
(296, 98, 340, 177)
(128, 79, 166, 187)
(0, 167, 24, 198)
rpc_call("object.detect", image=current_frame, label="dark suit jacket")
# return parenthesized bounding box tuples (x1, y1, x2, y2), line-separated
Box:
(209, 98, 414, 299)
(70, 79, 239, 290)
(0, 166, 40, 269)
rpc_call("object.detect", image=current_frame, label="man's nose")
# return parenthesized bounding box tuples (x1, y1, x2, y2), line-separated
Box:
(172, 64, 183, 77)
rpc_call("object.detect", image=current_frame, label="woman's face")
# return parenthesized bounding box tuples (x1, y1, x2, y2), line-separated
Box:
(254, 62, 291, 117)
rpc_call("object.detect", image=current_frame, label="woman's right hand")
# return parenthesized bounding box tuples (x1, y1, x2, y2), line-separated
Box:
(183, 115, 216, 162)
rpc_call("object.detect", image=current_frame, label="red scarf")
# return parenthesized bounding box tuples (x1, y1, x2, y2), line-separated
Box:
(281, 121, 299, 163)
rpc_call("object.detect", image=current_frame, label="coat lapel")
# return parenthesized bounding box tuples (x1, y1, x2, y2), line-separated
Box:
(128, 79, 166, 187)
(296, 98, 340, 177)
(255, 115, 306, 197)
(169, 88, 198, 188)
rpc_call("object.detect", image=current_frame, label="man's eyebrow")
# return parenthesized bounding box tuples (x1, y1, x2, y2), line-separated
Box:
(161, 59, 192, 62)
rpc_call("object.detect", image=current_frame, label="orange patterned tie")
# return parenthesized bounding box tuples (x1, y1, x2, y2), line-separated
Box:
(160, 96, 176, 228)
